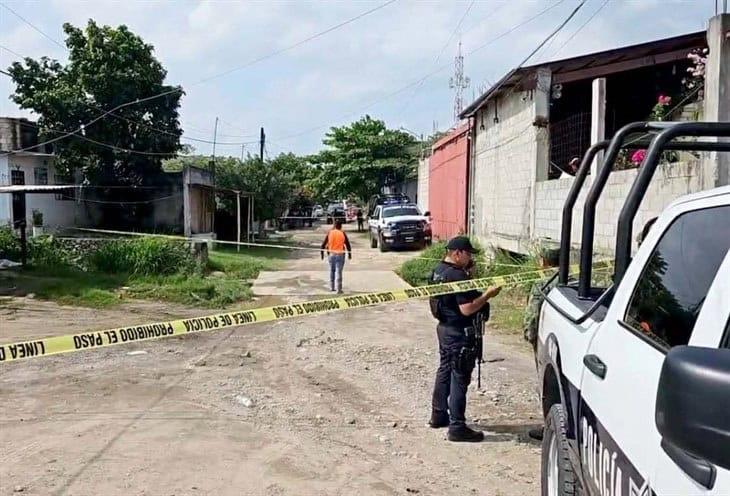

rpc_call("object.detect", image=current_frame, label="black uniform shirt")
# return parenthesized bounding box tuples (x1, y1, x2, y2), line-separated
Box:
(431, 261, 482, 327)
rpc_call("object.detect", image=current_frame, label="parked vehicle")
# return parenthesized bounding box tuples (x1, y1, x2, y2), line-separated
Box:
(368, 203, 431, 251)
(326, 202, 346, 224)
(367, 193, 410, 217)
(312, 204, 324, 218)
(279, 205, 313, 230)
(534, 121, 730, 496)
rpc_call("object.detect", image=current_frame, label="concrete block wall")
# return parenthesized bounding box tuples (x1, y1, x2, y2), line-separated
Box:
(470, 91, 540, 253)
(534, 159, 703, 256)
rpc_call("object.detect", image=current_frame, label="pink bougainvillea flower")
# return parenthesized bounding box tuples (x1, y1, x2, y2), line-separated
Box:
(657, 95, 672, 105)
(631, 149, 647, 164)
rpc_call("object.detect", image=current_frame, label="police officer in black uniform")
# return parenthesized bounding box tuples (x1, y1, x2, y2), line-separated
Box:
(428, 236, 501, 442)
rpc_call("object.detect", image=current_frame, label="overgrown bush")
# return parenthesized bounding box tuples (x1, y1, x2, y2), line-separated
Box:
(0, 227, 21, 260)
(28, 236, 73, 267)
(398, 240, 488, 287)
(0, 230, 71, 267)
(88, 238, 197, 276)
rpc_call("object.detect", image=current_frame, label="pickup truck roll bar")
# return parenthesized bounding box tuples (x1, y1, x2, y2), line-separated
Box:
(577, 122, 673, 298)
(558, 140, 609, 284)
(613, 121, 730, 286)
(558, 137, 730, 287)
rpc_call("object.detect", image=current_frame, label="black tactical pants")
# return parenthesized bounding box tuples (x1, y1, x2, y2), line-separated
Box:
(432, 323, 475, 430)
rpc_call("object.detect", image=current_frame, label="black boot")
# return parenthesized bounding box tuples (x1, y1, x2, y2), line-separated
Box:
(447, 425, 485, 442)
(428, 410, 449, 429)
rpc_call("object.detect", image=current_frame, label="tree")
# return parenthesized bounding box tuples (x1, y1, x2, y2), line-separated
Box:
(309, 115, 417, 202)
(162, 152, 314, 223)
(8, 20, 183, 186)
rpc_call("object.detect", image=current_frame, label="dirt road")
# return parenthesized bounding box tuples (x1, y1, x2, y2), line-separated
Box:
(0, 224, 541, 495)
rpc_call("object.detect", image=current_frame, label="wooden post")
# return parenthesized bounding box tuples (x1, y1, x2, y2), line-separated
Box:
(236, 193, 241, 252)
(250, 195, 255, 248)
(590, 78, 607, 177)
(19, 220, 27, 266)
(247, 195, 252, 245)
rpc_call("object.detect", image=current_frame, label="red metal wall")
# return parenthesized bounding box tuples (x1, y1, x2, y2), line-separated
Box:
(428, 123, 470, 240)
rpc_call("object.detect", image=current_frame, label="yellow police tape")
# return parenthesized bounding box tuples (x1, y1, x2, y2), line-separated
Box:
(0, 262, 613, 364)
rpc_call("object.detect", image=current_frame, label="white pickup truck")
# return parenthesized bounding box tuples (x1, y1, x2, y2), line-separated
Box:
(368, 203, 431, 251)
(535, 121, 730, 496)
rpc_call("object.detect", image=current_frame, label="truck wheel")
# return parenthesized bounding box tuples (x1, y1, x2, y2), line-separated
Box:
(378, 234, 389, 252)
(541, 404, 576, 496)
(370, 232, 377, 248)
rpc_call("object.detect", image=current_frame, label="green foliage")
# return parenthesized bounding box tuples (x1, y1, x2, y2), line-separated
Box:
(8, 20, 182, 185)
(28, 236, 72, 267)
(309, 115, 418, 202)
(125, 274, 253, 308)
(0, 242, 284, 308)
(398, 240, 488, 287)
(88, 238, 196, 275)
(0, 230, 74, 267)
(0, 228, 21, 260)
(163, 152, 316, 222)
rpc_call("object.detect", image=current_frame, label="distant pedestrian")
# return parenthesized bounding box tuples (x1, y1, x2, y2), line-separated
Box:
(320, 220, 352, 293)
(560, 157, 580, 179)
(356, 208, 364, 232)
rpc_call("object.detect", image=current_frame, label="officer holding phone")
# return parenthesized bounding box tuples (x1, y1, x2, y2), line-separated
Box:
(428, 236, 501, 442)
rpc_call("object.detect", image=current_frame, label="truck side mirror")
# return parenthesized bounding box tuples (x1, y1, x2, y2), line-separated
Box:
(656, 346, 730, 485)
(424, 211, 431, 217)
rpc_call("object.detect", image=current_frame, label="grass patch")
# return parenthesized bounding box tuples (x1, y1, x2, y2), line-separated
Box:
(1, 266, 126, 308)
(208, 245, 285, 278)
(0, 241, 287, 309)
(124, 274, 254, 308)
(489, 288, 530, 334)
(397, 243, 545, 335)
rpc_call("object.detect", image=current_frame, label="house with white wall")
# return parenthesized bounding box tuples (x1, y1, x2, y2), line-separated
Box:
(460, 17, 729, 256)
(0, 117, 76, 230)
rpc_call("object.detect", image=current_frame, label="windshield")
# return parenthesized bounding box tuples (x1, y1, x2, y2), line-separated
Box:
(383, 206, 420, 218)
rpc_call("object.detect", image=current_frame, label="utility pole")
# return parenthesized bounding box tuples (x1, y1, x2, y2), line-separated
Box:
(449, 41, 470, 124)
(259, 127, 266, 163)
(241, 144, 245, 162)
(210, 117, 219, 183)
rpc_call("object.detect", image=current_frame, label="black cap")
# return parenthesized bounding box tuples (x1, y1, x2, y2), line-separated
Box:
(446, 236, 479, 253)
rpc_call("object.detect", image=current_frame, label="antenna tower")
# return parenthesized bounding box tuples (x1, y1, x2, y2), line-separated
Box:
(449, 41, 470, 123)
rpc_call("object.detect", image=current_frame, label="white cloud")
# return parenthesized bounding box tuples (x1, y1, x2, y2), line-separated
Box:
(0, 0, 716, 155)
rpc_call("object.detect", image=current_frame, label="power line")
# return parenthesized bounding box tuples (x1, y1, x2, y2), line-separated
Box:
(504, 1, 585, 70)
(534, 0, 590, 61)
(0, 2, 65, 49)
(16, 120, 180, 156)
(0, 43, 24, 59)
(277, 0, 567, 142)
(397, 0, 483, 118)
(1, 0, 398, 151)
(194, 0, 398, 85)
(550, 0, 609, 59)
(489, 0, 588, 104)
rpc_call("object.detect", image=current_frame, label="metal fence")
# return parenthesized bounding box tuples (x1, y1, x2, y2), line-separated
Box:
(549, 112, 591, 179)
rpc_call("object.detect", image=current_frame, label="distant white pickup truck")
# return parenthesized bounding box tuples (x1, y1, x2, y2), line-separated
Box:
(368, 204, 431, 252)
(534, 121, 730, 496)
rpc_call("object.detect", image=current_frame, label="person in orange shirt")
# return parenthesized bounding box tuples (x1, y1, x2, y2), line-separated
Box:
(320, 220, 352, 293)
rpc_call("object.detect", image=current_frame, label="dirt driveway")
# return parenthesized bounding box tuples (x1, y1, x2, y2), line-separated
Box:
(0, 223, 541, 495)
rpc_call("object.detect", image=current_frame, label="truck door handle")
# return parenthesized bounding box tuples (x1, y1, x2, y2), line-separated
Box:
(583, 354, 607, 379)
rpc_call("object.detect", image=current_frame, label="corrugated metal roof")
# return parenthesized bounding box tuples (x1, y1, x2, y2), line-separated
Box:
(0, 184, 77, 193)
(460, 30, 706, 119)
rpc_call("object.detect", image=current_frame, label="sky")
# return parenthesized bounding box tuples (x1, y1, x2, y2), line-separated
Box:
(0, 0, 717, 157)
